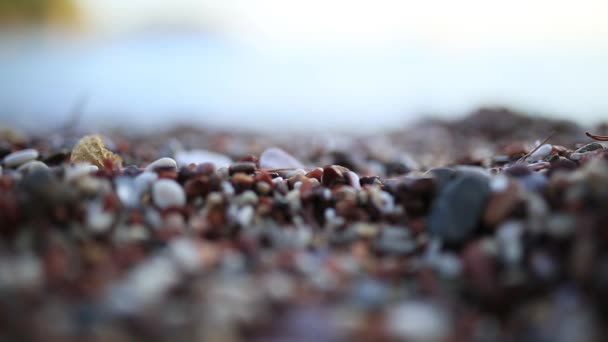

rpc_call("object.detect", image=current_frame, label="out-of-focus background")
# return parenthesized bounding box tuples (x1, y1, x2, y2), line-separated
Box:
(0, 0, 607, 132)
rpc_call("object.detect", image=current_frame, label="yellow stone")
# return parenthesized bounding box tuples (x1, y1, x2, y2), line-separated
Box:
(70, 134, 122, 168)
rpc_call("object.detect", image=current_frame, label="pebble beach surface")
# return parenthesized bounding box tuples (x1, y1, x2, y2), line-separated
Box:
(1, 109, 608, 341)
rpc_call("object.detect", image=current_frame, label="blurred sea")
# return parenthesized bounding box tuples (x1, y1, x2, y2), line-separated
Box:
(0, 31, 607, 133)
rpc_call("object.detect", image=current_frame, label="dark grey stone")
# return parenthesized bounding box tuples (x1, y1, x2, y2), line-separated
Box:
(428, 174, 490, 244)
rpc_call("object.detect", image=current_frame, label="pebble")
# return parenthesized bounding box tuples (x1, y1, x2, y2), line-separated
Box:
(495, 221, 524, 265)
(570, 143, 604, 161)
(228, 162, 256, 175)
(3, 149, 38, 168)
(259, 147, 304, 169)
(16, 160, 48, 173)
(387, 301, 450, 341)
(344, 171, 361, 190)
(115, 176, 140, 208)
(152, 179, 186, 209)
(86, 202, 115, 234)
(145, 157, 177, 171)
(64, 163, 99, 182)
(483, 179, 523, 227)
(175, 149, 232, 168)
(526, 144, 553, 162)
(428, 174, 490, 244)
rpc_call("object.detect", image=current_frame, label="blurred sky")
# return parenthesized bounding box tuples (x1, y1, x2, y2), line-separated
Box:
(1, 0, 607, 132)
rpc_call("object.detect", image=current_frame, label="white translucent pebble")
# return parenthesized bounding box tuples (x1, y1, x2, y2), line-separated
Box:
(526, 144, 553, 162)
(221, 180, 235, 196)
(344, 171, 361, 190)
(87, 202, 115, 233)
(237, 205, 255, 227)
(128, 256, 180, 303)
(286, 189, 302, 211)
(175, 149, 232, 168)
(490, 175, 509, 192)
(168, 238, 201, 273)
(65, 163, 97, 182)
(145, 157, 177, 171)
(17, 160, 48, 173)
(388, 301, 450, 341)
(134, 171, 158, 194)
(152, 179, 186, 209)
(259, 147, 304, 169)
(496, 221, 524, 264)
(237, 190, 258, 206)
(3, 148, 38, 168)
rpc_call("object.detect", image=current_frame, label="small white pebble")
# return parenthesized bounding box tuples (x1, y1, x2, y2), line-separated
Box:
(133, 171, 158, 194)
(237, 205, 255, 226)
(145, 157, 177, 171)
(168, 238, 201, 273)
(526, 144, 552, 162)
(3, 149, 39, 168)
(152, 179, 186, 209)
(490, 175, 509, 192)
(387, 301, 450, 341)
(65, 163, 98, 182)
(17, 160, 48, 173)
(344, 171, 361, 190)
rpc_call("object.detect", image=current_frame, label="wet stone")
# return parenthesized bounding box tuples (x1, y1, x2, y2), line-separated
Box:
(3, 149, 39, 168)
(428, 174, 491, 244)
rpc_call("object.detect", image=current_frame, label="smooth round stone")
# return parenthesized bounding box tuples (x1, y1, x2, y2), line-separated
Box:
(228, 162, 256, 175)
(134, 171, 158, 194)
(344, 171, 361, 190)
(152, 179, 186, 209)
(115, 176, 140, 208)
(259, 147, 304, 169)
(145, 157, 177, 171)
(428, 174, 490, 244)
(387, 301, 449, 341)
(17, 160, 48, 173)
(64, 163, 98, 182)
(526, 144, 552, 162)
(3, 149, 39, 168)
(175, 149, 232, 168)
